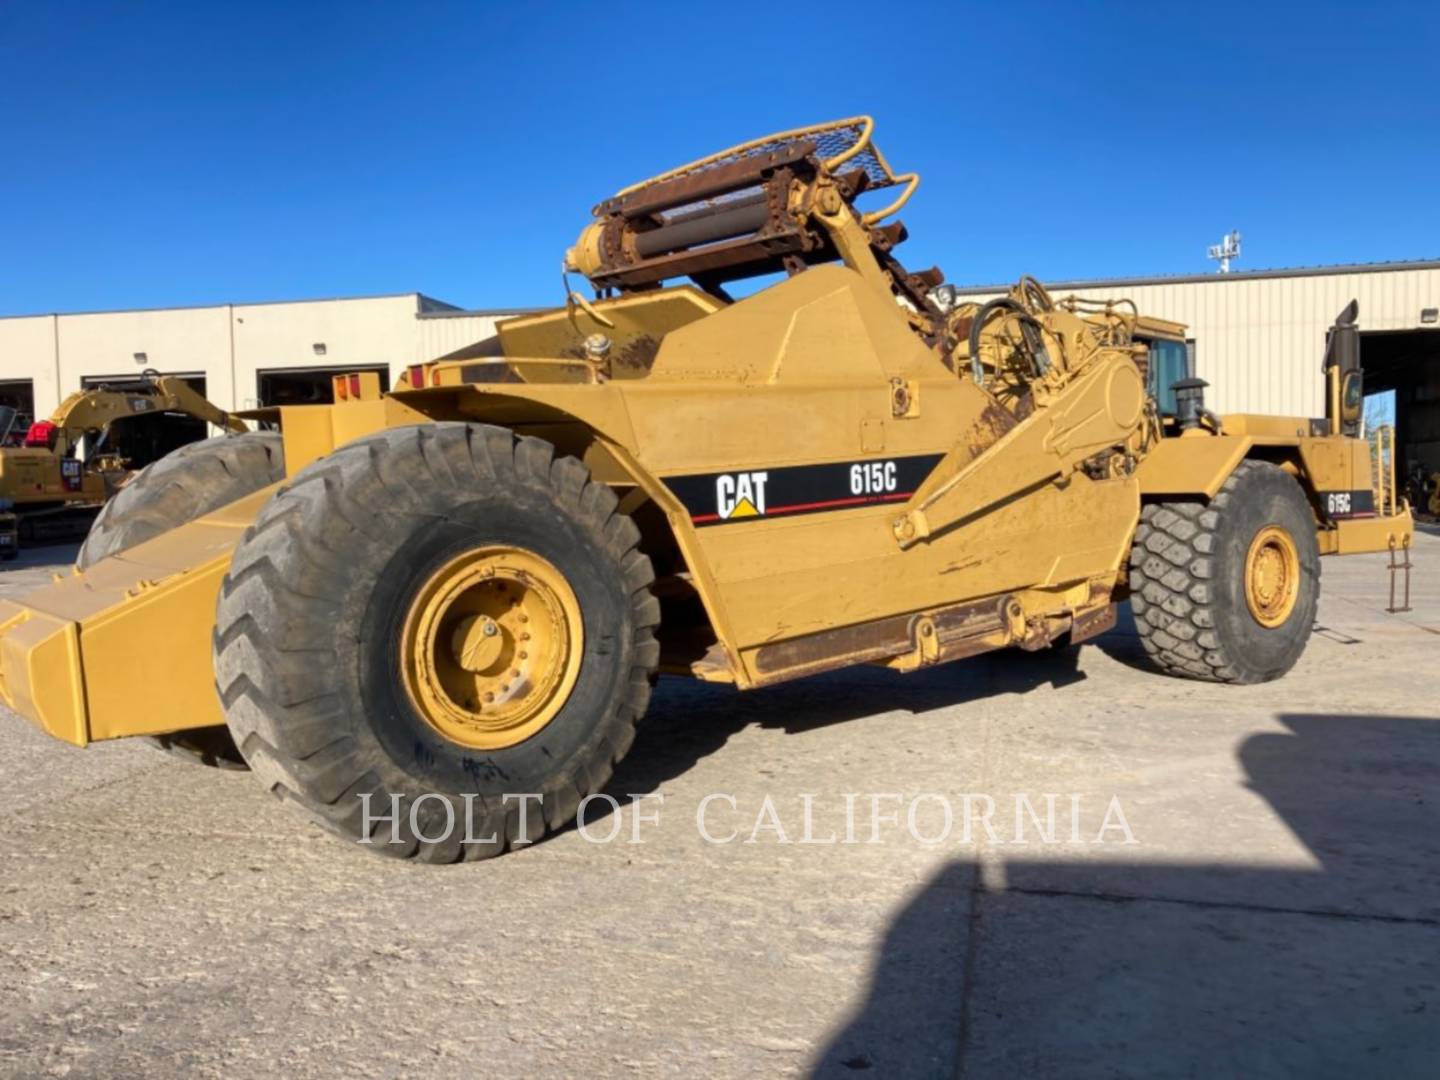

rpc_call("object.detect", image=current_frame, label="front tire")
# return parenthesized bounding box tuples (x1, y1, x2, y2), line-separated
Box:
(214, 423, 660, 862)
(1129, 460, 1320, 684)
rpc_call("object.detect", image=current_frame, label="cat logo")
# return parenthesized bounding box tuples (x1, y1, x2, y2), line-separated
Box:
(715, 471, 768, 520)
(60, 458, 83, 492)
(665, 452, 943, 528)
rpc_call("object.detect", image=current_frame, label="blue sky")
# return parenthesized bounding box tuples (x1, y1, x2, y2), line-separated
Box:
(2, 1, 1436, 315)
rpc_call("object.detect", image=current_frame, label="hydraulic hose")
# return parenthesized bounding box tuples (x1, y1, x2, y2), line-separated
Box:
(968, 298, 1024, 385)
(968, 298, 1051, 384)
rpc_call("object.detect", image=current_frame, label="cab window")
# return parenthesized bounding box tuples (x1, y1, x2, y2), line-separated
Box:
(1146, 339, 1191, 415)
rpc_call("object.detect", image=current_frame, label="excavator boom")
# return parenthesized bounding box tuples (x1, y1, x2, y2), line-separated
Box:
(0, 373, 244, 545)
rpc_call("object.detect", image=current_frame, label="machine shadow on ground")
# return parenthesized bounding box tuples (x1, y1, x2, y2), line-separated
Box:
(600, 640, 1087, 806)
(809, 712, 1440, 1078)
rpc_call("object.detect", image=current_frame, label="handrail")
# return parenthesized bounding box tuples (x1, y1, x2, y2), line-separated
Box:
(861, 171, 920, 224)
(614, 115, 891, 197)
(1370, 424, 1398, 516)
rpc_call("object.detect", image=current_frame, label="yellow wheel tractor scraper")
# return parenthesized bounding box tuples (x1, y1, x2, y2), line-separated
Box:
(0, 117, 1413, 861)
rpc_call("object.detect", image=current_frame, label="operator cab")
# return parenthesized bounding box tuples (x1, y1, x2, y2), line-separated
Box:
(1132, 319, 1193, 419)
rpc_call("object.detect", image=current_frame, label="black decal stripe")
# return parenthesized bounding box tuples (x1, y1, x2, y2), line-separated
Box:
(1321, 489, 1378, 520)
(664, 453, 944, 527)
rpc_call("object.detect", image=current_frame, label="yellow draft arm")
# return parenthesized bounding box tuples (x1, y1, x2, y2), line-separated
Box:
(893, 352, 1148, 548)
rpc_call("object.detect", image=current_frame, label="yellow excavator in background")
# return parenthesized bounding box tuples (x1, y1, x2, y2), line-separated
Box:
(0, 373, 244, 549)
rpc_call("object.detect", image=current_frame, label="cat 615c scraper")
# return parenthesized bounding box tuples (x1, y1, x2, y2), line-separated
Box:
(0, 117, 1412, 861)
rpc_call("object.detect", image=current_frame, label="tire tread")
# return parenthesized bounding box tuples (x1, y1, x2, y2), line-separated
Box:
(214, 422, 659, 863)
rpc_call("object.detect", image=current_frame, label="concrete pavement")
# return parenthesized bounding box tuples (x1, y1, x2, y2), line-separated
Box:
(0, 529, 1435, 1078)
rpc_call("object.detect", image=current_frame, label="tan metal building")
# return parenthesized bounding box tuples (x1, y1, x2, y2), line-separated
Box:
(956, 259, 1440, 484)
(0, 293, 519, 423)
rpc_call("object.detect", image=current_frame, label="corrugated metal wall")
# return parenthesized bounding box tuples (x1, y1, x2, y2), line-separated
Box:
(957, 265, 1440, 416)
(415, 312, 511, 363)
(4, 267, 1436, 419)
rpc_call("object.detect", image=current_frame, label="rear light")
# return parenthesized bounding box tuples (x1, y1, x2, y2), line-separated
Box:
(431, 367, 443, 386)
(349, 374, 361, 398)
(408, 364, 425, 388)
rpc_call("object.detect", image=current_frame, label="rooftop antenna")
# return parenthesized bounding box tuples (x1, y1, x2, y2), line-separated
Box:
(1207, 230, 1242, 273)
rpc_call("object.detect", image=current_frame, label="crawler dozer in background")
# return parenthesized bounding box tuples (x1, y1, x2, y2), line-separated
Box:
(0, 117, 1413, 860)
(0, 373, 244, 547)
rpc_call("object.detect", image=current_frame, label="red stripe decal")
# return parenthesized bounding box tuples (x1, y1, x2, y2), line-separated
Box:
(691, 490, 913, 524)
(767, 491, 914, 516)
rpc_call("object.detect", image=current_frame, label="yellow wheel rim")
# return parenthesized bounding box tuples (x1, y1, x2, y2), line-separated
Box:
(1244, 526, 1301, 628)
(400, 546, 583, 751)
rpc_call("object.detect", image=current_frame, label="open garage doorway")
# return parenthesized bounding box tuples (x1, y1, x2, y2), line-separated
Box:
(1361, 330, 1440, 517)
(256, 365, 390, 407)
(79, 372, 211, 470)
(0, 379, 35, 447)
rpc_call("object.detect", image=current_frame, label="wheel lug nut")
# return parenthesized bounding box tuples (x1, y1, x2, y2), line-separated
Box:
(483, 692, 494, 703)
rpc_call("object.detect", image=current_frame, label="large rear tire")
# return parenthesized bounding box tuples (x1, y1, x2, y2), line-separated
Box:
(1129, 460, 1320, 684)
(214, 423, 660, 863)
(77, 432, 286, 768)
